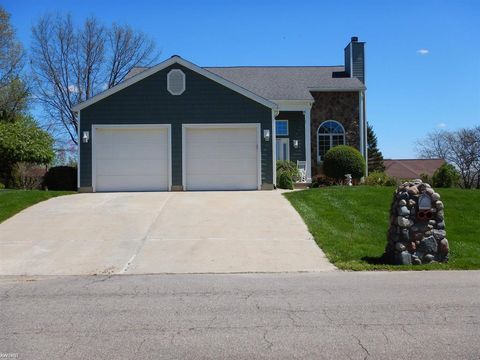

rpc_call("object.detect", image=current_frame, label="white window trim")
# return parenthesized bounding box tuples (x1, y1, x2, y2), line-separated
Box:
(275, 119, 289, 136)
(91, 124, 172, 192)
(167, 69, 186, 95)
(181, 123, 262, 191)
(316, 120, 346, 162)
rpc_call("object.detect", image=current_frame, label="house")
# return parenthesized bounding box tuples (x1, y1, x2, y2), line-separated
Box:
(384, 159, 445, 179)
(73, 37, 367, 192)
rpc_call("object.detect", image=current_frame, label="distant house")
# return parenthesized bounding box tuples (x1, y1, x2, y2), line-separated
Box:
(384, 159, 445, 179)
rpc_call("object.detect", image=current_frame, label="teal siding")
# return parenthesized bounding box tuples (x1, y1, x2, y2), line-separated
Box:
(79, 64, 273, 188)
(275, 111, 306, 163)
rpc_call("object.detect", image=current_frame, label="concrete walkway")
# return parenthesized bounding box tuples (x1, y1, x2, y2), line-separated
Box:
(0, 191, 334, 275)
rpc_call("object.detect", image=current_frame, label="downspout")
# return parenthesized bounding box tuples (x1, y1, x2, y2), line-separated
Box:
(304, 103, 313, 182)
(359, 91, 365, 173)
(363, 91, 368, 177)
(272, 109, 278, 187)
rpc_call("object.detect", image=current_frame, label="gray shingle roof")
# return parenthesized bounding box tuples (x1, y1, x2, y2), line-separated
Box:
(205, 66, 365, 100)
(125, 64, 366, 101)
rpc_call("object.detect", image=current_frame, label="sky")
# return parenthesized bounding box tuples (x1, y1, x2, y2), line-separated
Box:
(4, 0, 480, 159)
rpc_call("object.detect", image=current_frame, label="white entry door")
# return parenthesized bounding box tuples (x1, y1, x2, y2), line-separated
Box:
(93, 126, 170, 192)
(276, 138, 290, 161)
(184, 125, 260, 191)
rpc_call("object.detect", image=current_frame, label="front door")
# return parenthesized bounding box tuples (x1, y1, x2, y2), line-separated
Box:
(276, 138, 290, 161)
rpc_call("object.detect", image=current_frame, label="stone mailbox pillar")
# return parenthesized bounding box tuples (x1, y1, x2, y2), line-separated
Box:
(385, 179, 449, 265)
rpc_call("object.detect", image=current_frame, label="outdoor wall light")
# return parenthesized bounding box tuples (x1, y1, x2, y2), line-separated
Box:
(82, 131, 90, 143)
(293, 140, 299, 149)
(263, 129, 270, 141)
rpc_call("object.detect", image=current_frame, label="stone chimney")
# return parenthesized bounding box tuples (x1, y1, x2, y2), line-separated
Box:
(344, 36, 365, 83)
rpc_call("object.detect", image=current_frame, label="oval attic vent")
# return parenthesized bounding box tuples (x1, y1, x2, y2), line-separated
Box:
(167, 69, 186, 95)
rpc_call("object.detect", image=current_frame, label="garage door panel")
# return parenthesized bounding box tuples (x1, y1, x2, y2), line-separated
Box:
(186, 175, 258, 191)
(187, 158, 258, 175)
(186, 144, 257, 160)
(95, 143, 168, 161)
(186, 128, 256, 143)
(185, 126, 259, 191)
(96, 129, 166, 144)
(94, 127, 169, 192)
(96, 159, 165, 176)
(96, 175, 168, 192)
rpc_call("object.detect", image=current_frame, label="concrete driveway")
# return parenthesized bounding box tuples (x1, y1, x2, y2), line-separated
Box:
(0, 191, 334, 275)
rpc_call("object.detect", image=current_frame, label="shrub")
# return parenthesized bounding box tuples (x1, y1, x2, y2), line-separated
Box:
(11, 162, 46, 190)
(419, 173, 432, 185)
(432, 163, 460, 188)
(276, 160, 299, 189)
(323, 145, 365, 181)
(0, 182, 4, 190)
(311, 175, 336, 188)
(364, 171, 399, 186)
(43, 166, 77, 191)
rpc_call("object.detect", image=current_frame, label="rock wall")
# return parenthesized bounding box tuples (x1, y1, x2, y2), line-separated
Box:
(310, 91, 359, 176)
(385, 179, 449, 265)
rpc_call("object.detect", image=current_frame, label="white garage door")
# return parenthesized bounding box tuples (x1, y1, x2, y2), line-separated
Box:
(184, 125, 259, 190)
(94, 126, 170, 191)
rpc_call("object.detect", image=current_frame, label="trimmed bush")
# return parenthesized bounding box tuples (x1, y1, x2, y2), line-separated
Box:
(276, 160, 299, 189)
(43, 166, 77, 191)
(432, 163, 460, 188)
(11, 162, 46, 190)
(365, 171, 399, 186)
(323, 145, 365, 181)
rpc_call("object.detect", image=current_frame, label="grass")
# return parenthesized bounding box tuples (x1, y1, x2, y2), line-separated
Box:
(0, 190, 75, 224)
(284, 186, 480, 270)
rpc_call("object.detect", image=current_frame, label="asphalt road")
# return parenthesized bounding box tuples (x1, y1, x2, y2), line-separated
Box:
(1, 271, 480, 359)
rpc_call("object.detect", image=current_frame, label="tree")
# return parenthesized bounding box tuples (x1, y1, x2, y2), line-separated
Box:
(0, 6, 29, 122)
(31, 14, 159, 144)
(416, 126, 480, 189)
(0, 116, 54, 183)
(367, 124, 385, 173)
(432, 163, 460, 188)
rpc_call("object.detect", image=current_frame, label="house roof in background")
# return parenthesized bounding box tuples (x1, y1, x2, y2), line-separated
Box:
(126, 64, 366, 101)
(384, 159, 445, 179)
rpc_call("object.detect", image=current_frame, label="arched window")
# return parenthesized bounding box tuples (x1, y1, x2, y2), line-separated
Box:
(317, 120, 345, 161)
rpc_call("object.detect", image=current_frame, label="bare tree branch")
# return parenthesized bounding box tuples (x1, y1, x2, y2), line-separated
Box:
(30, 14, 159, 145)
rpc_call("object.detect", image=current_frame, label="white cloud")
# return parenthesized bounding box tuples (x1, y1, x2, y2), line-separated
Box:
(68, 84, 79, 94)
(437, 122, 447, 128)
(417, 49, 429, 56)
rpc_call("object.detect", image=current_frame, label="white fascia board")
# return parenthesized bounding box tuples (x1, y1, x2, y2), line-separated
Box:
(72, 56, 278, 111)
(274, 100, 314, 112)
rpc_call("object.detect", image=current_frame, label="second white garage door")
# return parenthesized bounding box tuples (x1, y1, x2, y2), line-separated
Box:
(183, 125, 260, 190)
(93, 126, 170, 192)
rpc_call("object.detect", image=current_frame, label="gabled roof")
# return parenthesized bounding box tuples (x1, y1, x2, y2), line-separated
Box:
(384, 159, 446, 179)
(72, 56, 278, 112)
(126, 64, 366, 102)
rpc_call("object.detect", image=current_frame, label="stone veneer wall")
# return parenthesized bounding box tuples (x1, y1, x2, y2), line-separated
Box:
(385, 179, 449, 265)
(310, 91, 360, 176)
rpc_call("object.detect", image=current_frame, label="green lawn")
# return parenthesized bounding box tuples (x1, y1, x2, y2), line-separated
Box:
(0, 190, 75, 223)
(284, 186, 480, 270)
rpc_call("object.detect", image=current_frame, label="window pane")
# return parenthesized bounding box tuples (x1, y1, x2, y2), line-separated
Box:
(276, 120, 288, 136)
(319, 121, 344, 134)
(332, 135, 344, 146)
(318, 135, 330, 159)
